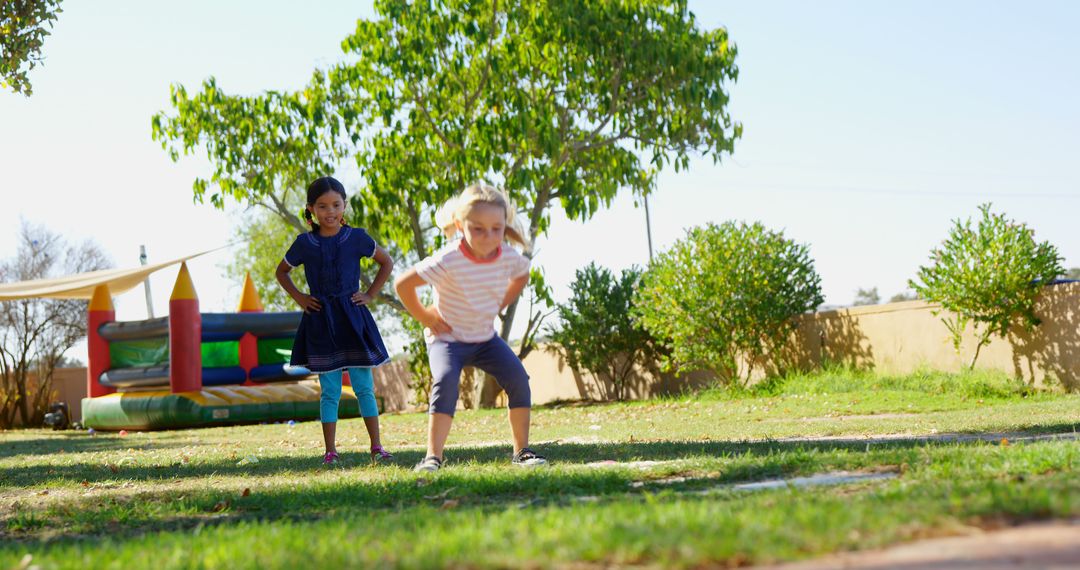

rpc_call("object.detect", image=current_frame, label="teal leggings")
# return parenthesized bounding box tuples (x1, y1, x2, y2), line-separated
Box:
(318, 367, 378, 422)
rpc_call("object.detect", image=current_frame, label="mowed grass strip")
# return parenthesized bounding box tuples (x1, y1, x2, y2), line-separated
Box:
(1, 369, 1077, 568)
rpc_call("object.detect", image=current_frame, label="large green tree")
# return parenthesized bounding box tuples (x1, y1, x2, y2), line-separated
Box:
(1, 0, 63, 96)
(154, 0, 740, 406)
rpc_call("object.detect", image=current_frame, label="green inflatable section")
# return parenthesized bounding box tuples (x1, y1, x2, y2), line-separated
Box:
(82, 387, 360, 430)
(201, 340, 240, 367)
(107, 338, 241, 368)
(257, 337, 294, 364)
(109, 338, 167, 368)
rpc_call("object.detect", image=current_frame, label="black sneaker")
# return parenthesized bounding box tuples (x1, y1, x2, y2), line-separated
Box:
(414, 456, 443, 472)
(512, 448, 548, 467)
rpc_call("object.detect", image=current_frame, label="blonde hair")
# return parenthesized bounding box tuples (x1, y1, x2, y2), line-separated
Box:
(435, 183, 529, 248)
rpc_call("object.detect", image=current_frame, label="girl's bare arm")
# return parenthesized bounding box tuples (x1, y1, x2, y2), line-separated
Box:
(275, 260, 321, 312)
(394, 268, 451, 334)
(501, 273, 530, 310)
(353, 246, 395, 305)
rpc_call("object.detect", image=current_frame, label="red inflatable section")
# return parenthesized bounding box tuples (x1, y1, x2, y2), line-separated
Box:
(169, 263, 202, 393)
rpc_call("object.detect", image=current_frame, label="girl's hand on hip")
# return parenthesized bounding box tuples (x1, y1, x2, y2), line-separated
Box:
(295, 294, 322, 313)
(351, 291, 373, 306)
(423, 308, 453, 335)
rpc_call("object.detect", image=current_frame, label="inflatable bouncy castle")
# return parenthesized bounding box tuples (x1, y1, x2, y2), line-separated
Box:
(80, 264, 363, 430)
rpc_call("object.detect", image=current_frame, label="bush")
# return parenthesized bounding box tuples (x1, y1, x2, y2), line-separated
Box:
(910, 203, 1063, 369)
(548, 263, 656, 401)
(633, 221, 823, 385)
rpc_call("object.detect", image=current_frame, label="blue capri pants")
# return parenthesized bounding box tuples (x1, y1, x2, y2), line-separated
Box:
(318, 367, 378, 422)
(427, 336, 531, 416)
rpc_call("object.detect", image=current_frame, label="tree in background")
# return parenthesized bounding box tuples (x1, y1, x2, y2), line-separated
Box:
(634, 221, 823, 385)
(0, 222, 109, 428)
(153, 0, 740, 406)
(1065, 268, 1080, 281)
(226, 206, 309, 312)
(548, 263, 652, 401)
(888, 291, 918, 303)
(1, 0, 63, 96)
(853, 287, 880, 306)
(152, 74, 408, 311)
(910, 204, 1063, 369)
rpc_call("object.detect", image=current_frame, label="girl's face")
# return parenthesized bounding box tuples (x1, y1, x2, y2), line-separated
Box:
(309, 192, 345, 233)
(457, 203, 506, 259)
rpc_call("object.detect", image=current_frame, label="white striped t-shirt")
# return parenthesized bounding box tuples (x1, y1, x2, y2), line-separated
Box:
(415, 239, 531, 343)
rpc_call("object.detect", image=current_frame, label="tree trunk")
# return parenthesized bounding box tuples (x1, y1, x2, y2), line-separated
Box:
(16, 369, 30, 427)
(968, 341, 986, 370)
(479, 371, 503, 409)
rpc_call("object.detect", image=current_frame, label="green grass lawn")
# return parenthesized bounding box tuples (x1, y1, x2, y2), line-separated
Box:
(2, 369, 1078, 569)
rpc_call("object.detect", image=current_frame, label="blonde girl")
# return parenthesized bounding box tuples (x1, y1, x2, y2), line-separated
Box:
(394, 184, 546, 471)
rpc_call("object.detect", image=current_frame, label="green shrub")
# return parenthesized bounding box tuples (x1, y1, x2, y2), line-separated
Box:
(548, 263, 656, 401)
(634, 221, 823, 385)
(910, 204, 1063, 369)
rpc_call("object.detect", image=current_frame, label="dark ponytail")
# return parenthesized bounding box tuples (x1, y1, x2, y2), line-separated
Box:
(305, 176, 349, 232)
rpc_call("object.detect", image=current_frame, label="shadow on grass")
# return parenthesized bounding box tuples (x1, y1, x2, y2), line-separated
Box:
(0, 432, 194, 459)
(4, 425, 1079, 549)
(5, 420, 1079, 490)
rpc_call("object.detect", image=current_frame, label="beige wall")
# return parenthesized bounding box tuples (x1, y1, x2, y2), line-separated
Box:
(10, 367, 86, 426)
(35, 283, 1080, 418)
(784, 281, 1080, 390)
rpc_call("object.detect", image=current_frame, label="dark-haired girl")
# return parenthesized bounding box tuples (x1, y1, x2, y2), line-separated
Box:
(275, 176, 395, 465)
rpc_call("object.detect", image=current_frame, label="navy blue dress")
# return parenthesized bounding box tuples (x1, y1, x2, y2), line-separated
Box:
(283, 226, 390, 373)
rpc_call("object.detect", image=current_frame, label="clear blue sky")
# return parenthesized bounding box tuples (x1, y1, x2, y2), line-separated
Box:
(2, 1, 1077, 354)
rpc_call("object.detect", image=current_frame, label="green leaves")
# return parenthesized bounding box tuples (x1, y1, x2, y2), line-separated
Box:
(910, 203, 1064, 369)
(634, 221, 823, 384)
(151, 72, 342, 220)
(225, 205, 308, 313)
(0, 0, 63, 96)
(329, 0, 740, 259)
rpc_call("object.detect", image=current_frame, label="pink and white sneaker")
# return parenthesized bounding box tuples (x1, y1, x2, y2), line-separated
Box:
(370, 445, 394, 463)
(322, 451, 340, 465)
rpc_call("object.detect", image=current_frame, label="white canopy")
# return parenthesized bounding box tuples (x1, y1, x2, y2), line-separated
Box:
(0, 248, 220, 301)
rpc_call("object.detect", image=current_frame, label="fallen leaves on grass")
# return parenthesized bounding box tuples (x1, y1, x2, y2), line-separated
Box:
(423, 487, 456, 500)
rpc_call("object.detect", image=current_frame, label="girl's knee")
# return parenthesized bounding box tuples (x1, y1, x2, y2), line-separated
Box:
(319, 371, 343, 400)
(504, 379, 531, 409)
(429, 374, 461, 416)
(349, 368, 375, 395)
(346, 368, 378, 417)
(498, 367, 531, 409)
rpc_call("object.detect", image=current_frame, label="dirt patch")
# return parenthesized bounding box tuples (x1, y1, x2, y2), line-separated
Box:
(758, 519, 1080, 569)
